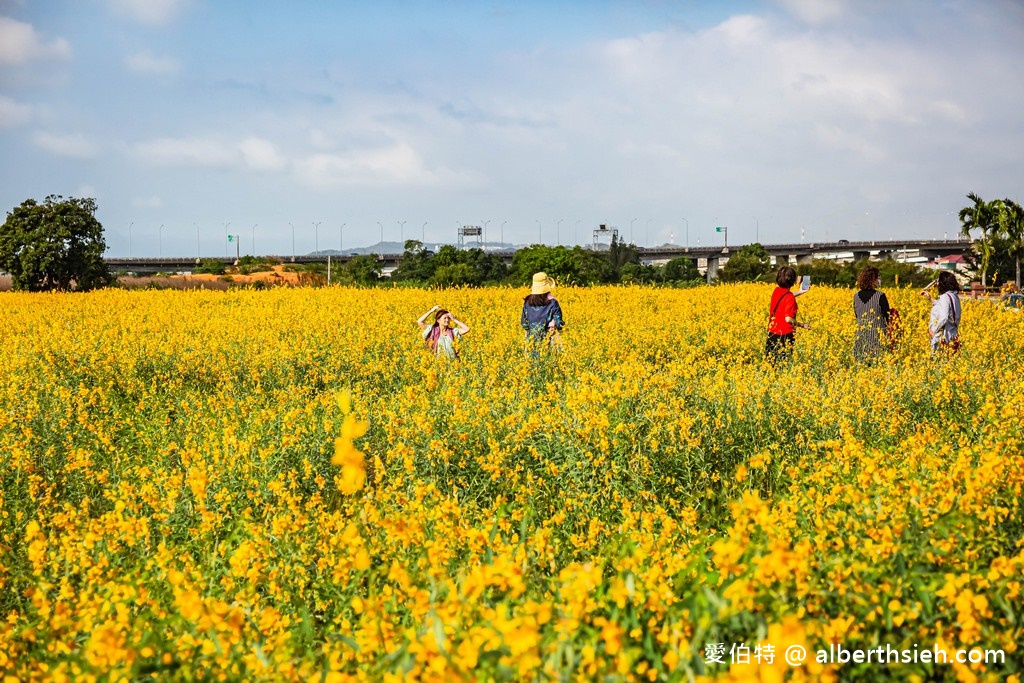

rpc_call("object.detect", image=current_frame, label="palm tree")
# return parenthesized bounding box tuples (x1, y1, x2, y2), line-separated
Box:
(1000, 198, 1024, 288)
(959, 192, 1002, 287)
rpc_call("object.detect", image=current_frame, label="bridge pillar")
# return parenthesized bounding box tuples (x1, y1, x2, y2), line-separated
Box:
(706, 256, 720, 283)
(852, 251, 870, 262)
(775, 255, 790, 268)
(796, 253, 814, 265)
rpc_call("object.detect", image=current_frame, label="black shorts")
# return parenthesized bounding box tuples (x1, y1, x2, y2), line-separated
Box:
(766, 332, 794, 360)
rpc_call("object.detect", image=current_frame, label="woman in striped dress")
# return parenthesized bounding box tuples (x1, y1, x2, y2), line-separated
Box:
(852, 266, 891, 363)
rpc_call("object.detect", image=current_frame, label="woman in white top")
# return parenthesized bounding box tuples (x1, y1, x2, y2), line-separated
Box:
(922, 271, 962, 354)
(416, 305, 470, 360)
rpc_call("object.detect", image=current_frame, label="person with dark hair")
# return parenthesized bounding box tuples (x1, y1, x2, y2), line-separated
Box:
(416, 305, 469, 360)
(853, 266, 892, 363)
(922, 270, 962, 354)
(766, 265, 810, 362)
(521, 272, 564, 356)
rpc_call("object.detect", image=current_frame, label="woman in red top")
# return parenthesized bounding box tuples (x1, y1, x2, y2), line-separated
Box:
(766, 266, 811, 363)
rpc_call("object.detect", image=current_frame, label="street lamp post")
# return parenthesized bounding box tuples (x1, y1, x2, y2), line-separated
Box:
(223, 222, 230, 258)
(501, 220, 507, 246)
(753, 216, 759, 243)
(483, 219, 491, 245)
(556, 219, 563, 246)
(682, 217, 689, 247)
(421, 221, 427, 244)
(314, 221, 321, 254)
(398, 220, 406, 247)
(340, 223, 346, 251)
(289, 222, 295, 262)
(377, 221, 384, 252)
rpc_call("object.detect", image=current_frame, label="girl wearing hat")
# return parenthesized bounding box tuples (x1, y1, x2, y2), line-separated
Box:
(521, 272, 564, 355)
(417, 305, 470, 360)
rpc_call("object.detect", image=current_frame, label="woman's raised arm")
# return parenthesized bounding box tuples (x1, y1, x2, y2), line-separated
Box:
(417, 305, 440, 330)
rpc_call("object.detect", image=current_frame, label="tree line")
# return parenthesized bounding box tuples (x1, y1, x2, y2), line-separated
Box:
(958, 192, 1024, 288)
(327, 237, 706, 287)
(0, 195, 970, 292)
(325, 239, 936, 288)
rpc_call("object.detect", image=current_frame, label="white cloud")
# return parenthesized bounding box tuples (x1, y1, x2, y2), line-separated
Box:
(0, 95, 31, 127)
(108, 0, 190, 25)
(125, 51, 181, 75)
(713, 14, 769, 46)
(0, 16, 71, 65)
(295, 145, 431, 188)
(294, 143, 482, 189)
(134, 136, 237, 167)
(308, 128, 333, 149)
(239, 137, 286, 171)
(33, 131, 99, 159)
(132, 195, 163, 208)
(775, 0, 848, 25)
(813, 123, 886, 162)
(133, 135, 289, 173)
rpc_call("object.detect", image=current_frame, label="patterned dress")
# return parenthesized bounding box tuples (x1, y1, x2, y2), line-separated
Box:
(521, 299, 565, 356)
(422, 326, 461, 360)
(853, 289, 891, 363)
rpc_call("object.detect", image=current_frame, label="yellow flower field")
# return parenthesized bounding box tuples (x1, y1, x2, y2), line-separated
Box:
(0, 284, 1021, 682)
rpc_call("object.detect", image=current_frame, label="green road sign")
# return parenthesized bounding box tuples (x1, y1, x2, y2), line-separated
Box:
(715, 226, 726, 232)
(228, 235, 235, 242)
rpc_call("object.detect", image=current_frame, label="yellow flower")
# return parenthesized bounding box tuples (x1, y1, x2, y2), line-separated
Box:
(332, 410, 369, 494)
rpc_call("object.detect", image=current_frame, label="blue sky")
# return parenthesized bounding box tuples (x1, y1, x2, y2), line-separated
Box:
(2, 0, 1022, 257)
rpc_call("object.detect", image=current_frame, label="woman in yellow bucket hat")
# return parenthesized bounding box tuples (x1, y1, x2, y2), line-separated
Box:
(521, 272, 564, 355)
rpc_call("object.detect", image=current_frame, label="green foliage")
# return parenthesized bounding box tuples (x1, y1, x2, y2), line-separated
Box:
(392, 240, 437, 282)
(607, 234, 640, 272)
(795, 258, 934, 288)
(997, 198, 1024, 287)
(511, 243, 633, 286)
(196, 259, 226, 275)
(339, 255, 380, 286)
(510, 245, 578, 284)
(619, 262, 661, 284)
(960, 192, 1003, 287)
(237, 255, 275, 275)
(573, 248, 616, 284)
(429, 263, 478, 287)
(394, 243, 508, 287)
(718, 243, 773, 283)
(0, 195, 112, 292)
(663, 256, 700, 282)
(460, 248, 509, 284)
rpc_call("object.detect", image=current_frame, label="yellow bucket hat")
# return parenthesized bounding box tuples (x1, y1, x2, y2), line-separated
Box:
(531, 272, 554, 295)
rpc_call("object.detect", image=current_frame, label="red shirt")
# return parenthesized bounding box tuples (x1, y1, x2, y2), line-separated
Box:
(768, 286, 797, 335)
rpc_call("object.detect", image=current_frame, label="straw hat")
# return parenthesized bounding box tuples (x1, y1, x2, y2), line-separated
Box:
(531, 272, 554, 295)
